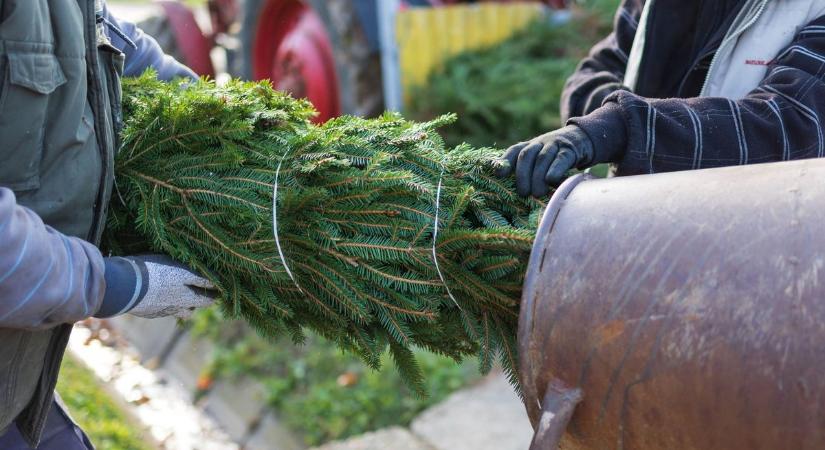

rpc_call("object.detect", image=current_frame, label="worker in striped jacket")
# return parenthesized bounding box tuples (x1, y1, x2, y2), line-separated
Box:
(499, 0, 825, 198)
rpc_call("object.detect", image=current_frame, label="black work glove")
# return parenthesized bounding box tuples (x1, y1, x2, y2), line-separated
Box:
(496, 125, 595, 198)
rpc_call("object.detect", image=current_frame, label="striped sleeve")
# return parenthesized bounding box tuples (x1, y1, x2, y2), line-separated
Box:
(0, 188, 106, 329)
(560, 0, 642, 122)
(579, 14, 825, 176)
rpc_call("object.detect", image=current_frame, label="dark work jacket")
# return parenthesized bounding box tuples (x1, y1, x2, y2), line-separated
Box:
(562, 0, 825, 175)
(0, 0, 120, 446)
(0, 0, 194, 446)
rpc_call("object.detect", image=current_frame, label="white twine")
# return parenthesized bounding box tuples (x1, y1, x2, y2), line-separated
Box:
(272, 153, 458, 304)
(431, 168, 463, 311)
(273, 154, 301, 291)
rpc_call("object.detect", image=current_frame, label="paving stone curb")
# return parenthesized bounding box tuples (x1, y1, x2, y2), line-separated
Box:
(311, 427, 434, 450)
(410, 373, 533, 450)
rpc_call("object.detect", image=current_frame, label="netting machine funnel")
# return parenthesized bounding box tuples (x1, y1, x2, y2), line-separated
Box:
(519, 158, 825, 450)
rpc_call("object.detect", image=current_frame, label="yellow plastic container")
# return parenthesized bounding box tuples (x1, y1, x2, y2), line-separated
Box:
(396, 2, 546, 99)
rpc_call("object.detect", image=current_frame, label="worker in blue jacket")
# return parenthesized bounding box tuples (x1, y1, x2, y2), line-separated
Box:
(499, 0, 825, 197)
(0, 1, 216, 448)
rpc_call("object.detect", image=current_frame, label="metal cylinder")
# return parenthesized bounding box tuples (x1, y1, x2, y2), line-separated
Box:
(518, 159, 825, 450)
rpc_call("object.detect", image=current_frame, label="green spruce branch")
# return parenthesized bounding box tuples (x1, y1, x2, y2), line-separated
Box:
(107, 74, 544, 394)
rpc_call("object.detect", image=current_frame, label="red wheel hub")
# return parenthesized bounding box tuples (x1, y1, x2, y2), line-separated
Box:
(253, 0, 340, 123)
(157, 1, 216, 77)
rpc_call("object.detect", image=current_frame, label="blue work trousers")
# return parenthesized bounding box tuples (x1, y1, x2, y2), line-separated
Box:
(0, 396, 93, 450)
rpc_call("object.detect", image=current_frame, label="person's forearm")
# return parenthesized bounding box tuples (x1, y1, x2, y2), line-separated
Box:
(0, 188, 106, 328)
(583, 14, 825, 176)
(102, 6, 197, 81)
(590, 67, 825, 175)
(97, 257, 147, 318)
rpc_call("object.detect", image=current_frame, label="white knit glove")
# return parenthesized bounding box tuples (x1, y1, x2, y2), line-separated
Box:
(128, 255, 218, 319)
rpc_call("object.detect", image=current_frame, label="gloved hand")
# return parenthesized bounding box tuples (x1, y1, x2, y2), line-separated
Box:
(98, 254, 217, 320)
(496, 125, 595, 198)
(126, 255, 217, 319)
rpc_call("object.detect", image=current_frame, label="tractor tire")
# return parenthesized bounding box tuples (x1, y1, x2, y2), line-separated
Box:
(242, 0, 385, 118)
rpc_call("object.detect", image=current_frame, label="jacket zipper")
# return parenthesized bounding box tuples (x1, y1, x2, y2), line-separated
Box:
(87, 0, 112, 244)
(700, 0, 770, 96)
(28, 0, 111, 444)
(677, 50, 714, 96)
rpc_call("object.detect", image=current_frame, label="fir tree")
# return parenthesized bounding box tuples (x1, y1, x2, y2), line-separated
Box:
(107, 74, 544, 393)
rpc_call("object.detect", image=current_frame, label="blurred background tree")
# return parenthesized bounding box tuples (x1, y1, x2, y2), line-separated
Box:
(408, 0, 618, 148)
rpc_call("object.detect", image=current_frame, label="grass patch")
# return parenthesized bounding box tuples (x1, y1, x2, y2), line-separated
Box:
(57, 355, 153, 450)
